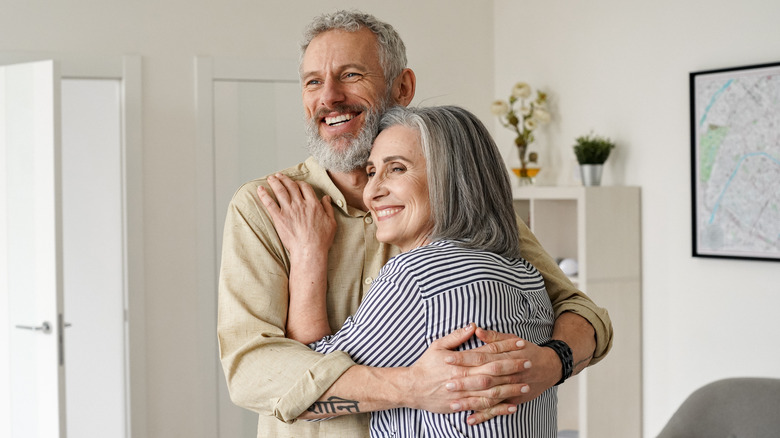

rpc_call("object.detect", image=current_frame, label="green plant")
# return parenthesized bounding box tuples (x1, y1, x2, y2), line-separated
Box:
(573, 133, 615, 164)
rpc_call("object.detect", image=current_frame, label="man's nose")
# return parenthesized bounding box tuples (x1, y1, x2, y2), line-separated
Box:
(320, 79, 346, 107)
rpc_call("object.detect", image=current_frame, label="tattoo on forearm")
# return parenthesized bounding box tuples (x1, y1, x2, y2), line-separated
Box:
(307, 396, 361, 415)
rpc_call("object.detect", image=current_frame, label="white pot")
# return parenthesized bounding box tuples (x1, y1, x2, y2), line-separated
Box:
(579, 164, 603, 186)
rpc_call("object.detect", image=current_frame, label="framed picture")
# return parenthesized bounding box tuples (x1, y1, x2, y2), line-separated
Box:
(690, 61, 780, 261)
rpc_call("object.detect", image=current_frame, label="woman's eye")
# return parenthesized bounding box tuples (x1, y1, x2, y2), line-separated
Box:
(391, 166, 406, 173)
(366, 170, 376, 178)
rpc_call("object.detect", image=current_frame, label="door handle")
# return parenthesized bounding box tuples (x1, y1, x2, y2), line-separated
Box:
(15, 321, 52, 334)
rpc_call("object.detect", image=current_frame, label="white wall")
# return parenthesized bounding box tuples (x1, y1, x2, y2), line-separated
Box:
(493, 0, 780, 436)
(0, 2, 494, 437)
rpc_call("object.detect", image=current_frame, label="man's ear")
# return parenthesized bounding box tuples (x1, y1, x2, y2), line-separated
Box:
(391, 68, 416, 106)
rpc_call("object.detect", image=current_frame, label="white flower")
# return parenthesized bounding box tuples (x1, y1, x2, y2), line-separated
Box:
(524, 118, 538, 131)
(533, 108, 551, 123)
(490, 100, 510, 116)
(520, 106, 532, 117)
(511, 82, 532, 99)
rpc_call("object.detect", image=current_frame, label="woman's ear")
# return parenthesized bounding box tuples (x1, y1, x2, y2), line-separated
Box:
(391, 68, 416, 107)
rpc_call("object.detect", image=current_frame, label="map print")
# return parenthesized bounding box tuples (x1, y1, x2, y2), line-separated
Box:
(692, 64, 780, 260)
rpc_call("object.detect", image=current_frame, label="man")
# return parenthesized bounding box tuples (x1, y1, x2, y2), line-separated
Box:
(218, 10, 613, 437)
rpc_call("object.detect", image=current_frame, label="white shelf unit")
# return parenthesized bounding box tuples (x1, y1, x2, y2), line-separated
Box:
(513, 185, 642, 438)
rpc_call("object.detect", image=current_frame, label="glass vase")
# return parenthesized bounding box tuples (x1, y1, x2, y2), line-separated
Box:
(507, 146, 540, 186)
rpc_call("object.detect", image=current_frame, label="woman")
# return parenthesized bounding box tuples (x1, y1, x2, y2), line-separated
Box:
(266, 106, 556, 437)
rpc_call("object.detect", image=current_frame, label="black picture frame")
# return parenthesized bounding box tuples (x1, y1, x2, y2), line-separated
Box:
(690, 61, 780, 262)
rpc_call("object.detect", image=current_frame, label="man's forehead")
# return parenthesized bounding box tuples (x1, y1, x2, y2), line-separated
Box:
(301, 28, 381, 74)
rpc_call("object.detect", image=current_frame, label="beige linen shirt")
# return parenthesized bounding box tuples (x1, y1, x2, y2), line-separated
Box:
(218, 157, 613, 438)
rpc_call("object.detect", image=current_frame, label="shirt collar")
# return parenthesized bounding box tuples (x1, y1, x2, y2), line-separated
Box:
(304, 156, 368, 218)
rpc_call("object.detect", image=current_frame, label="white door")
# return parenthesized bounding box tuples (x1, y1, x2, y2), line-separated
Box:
(196, 56, 306, 437)
(0, 60, 66, 437)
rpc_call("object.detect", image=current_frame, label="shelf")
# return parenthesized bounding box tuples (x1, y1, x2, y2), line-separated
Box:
(514, 186, 642, 438)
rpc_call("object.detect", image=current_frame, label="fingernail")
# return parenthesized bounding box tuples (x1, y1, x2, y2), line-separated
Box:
(524, 361, 532, 369)
(445, 382, 455, 390)
(451, 403, 461, 411)
(464, 323, 474, 331)
(516, 340, 525, 348)
(467, 417, 476, 425)
(508, 405, 517, 413)
(444, 356, 455, 364)
(521, 386, 530, 394)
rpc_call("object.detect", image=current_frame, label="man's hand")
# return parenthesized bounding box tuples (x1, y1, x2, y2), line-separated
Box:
(423, 327, 559, 426)
(399, 324, 537, 425)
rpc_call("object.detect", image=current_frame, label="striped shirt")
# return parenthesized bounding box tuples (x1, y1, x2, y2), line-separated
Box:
(310, 240, 557, 437)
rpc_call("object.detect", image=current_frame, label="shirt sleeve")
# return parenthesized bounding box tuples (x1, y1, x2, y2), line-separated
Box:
(217, 181, 356, 423)
(310, 260, 428, 368)
(516, 217, 614, 364)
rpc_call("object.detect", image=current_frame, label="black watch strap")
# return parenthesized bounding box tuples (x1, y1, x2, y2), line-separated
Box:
(539, 339, 573, 386)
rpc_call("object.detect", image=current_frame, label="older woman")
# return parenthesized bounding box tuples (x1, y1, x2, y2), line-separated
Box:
(267, 106, 556, 437)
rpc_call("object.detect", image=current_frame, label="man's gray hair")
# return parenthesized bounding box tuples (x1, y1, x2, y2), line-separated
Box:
(300, 10, 407, 89)
(378, 106, 522, 259)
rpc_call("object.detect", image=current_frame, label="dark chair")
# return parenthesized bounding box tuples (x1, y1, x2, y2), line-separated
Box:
(657, 377, 780, 438)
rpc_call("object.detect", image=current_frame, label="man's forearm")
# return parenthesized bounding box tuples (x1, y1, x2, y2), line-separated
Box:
(552, 311, 595, 376)
(297, 324, 487, 420)
(297, 365, 407, 419)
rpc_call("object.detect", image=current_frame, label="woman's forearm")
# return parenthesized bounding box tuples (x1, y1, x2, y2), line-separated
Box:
(286, 248, 332, 344)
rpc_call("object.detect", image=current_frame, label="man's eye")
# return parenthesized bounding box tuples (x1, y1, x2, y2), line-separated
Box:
(366, 170, 376, 178)
(344, 73, 362, 80)
(305, 79, 321, 86)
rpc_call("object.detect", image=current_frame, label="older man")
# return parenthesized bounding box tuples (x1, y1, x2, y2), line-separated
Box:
(218, 10, 613, 437)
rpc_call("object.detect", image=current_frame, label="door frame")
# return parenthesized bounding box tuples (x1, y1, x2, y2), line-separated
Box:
(0, 53, 146, 438)
(194, 56, 299, 436)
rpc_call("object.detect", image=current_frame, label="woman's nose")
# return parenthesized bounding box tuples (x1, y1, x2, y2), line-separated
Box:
(365, 173, 388, 200)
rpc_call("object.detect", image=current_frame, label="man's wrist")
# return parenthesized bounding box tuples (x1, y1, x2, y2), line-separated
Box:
(539, 339, 573, 386)
(366, 366, 410, 410)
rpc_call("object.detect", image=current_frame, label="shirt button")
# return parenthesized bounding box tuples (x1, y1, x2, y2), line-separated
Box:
(336, 199, 344, 208)
(364, 216, 373, 224)
(364, 277, 373, 285)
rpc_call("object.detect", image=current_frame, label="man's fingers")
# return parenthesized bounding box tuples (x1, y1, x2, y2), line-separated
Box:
(446, 366, 529, 392)
(471, 337, 526, 355)
(433, 323, 476, 353)
(448, 344, 529, 368)
(449, 383, 529, 411)
(466, 403, 519, 426)
(474, 327, 514, 343)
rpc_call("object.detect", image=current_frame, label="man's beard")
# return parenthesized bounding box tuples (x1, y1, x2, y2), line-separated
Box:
(305, 101, 388, 173)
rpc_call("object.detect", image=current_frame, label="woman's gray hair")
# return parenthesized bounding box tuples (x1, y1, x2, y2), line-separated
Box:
(300, 10, 407, 90)
(378, 106, 522, 259)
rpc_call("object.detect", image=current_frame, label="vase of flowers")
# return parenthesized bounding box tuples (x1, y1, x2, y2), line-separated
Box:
(491, 82, 551, 185)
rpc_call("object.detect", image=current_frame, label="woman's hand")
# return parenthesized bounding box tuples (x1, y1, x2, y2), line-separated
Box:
(257, 173, 336, 258)
(257, 173, 336, 343)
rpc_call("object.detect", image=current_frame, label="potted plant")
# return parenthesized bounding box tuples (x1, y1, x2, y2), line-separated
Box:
(573, 132, 615, 186)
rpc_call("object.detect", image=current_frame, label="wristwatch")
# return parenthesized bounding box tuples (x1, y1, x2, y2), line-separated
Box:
(539, 339, 573, 386)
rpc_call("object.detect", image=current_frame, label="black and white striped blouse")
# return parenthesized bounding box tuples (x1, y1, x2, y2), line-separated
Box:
(311, 239, 558, 437)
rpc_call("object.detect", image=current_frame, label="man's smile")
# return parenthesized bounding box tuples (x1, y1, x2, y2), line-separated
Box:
(325, 113, 356, 126)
